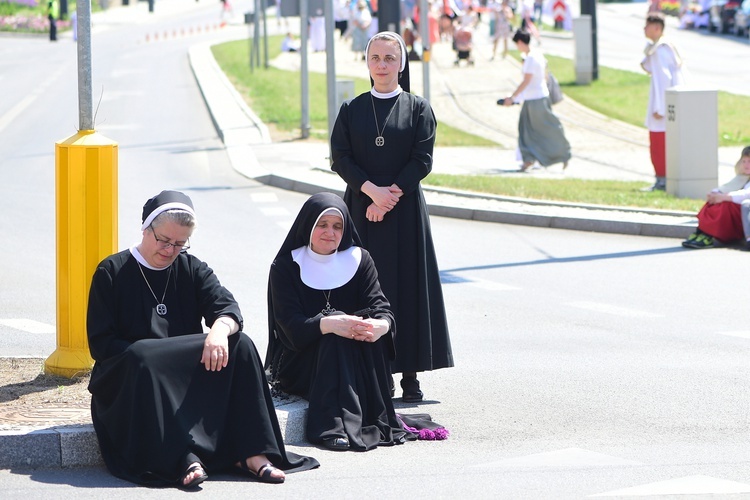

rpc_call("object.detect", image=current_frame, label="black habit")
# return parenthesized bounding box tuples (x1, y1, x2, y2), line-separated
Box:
(266, 193, 413, 450)
(87, 250, 318, 486)
(331, 90, 454, 374)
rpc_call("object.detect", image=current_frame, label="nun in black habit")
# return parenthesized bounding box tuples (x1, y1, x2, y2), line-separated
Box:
(87, 190, 318, 489)
(330, 31, 454, 402)
(266, 193, 414, 451)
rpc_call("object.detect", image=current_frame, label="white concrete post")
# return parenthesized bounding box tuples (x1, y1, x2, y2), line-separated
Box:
(335, 80, 355, 113)
(665, 87, 718, 199)
(573, 16, 592, 85)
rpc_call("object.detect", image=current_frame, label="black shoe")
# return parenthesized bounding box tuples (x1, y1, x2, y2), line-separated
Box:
(681, 231, 700, 248)
(682, 232, 714, 249)
(322, 437, 350, 451)
(401, 376, 424, 402)
(640, 179, 666, 192)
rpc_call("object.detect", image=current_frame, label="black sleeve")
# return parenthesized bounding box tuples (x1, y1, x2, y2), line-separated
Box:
(189, 256, 243, 331)
(269, 258, 326, 352)
(331, 99, 371, 194)
(86, 263, 131, 361)
(393, 98, 437, 195)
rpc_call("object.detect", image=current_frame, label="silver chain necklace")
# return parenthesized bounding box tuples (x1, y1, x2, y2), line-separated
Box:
(370, 93, 400, 147)
(321, 289, 335, 316)
(138, 263, 172, 316)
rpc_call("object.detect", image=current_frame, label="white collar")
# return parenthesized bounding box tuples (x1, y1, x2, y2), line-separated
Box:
(130, 244, 171, 271)
(371, 86, 403, 99)
(291, 245, 362, 290)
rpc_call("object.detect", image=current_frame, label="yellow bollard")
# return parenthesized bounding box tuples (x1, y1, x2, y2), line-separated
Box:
(45, 130, 118, 378)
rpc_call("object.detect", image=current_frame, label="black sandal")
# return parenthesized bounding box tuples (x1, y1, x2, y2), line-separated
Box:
(179, 462, 207, 490)
(236, 460, 285, 484)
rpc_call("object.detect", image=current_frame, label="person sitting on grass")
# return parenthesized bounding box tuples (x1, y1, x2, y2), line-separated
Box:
(682, 146, 750, 249)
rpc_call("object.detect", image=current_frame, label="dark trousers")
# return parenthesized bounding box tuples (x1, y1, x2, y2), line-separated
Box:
(49, 15, 57, 41)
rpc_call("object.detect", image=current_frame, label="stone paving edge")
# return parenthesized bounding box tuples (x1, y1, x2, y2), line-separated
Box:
(0, 403, 309, 470)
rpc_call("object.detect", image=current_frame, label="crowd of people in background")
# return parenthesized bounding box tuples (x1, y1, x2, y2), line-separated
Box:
(279, 0, 574, 58)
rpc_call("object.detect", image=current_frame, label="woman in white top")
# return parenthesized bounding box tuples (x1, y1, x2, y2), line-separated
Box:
(502, 29, 571, 171)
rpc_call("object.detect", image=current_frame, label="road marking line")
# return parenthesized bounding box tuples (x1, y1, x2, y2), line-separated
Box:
(590, 475, 750, 497)
(468, 278, 519, 291)
(250, 193, 279, 203)
(568, 301, 660, 318)
(717, 330, 750, 339)
(259, 207, 291, 216)
(0, 66, 64, 135)
(0, 95, 36, 135)
(0, 319, 55, 334)
(474, 448, 642, 468)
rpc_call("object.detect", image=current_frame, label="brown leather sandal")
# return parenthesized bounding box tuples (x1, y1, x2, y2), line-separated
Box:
(236, 460, 285, 484)
(179, 462, 207, 490)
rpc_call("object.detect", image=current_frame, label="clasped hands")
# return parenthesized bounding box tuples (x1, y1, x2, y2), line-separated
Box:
(320, 314, 389, 342)
(362, 182, 403, 222)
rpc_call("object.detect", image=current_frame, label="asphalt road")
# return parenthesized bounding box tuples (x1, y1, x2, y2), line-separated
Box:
(1, 2, 750, 498)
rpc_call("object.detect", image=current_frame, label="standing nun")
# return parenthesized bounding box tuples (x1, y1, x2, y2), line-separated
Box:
(330, 31, 454, 402)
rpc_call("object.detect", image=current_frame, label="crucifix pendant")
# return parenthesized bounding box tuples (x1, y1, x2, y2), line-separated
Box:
(156, 303, 168, 316)
(375, 136, 385, 147)
(321, 302, 335, 316)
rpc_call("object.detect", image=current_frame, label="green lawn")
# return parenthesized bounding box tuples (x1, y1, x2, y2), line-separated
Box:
(542, 53, 749, 147)
(426, 174, 704, 212)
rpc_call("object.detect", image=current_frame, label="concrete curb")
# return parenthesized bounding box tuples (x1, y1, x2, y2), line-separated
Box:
(188, 42, 271, 147)
(0, 400, 310, 470)
(0, 357, 310, 470)
(0, 426, 102, 469)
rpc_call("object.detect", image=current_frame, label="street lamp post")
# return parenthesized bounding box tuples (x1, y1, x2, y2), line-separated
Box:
(378, 0, 401, 33)
(580, 0, 598, 80)
(45, 0, 118, 378)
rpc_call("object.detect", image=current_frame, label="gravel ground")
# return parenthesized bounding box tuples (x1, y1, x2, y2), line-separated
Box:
(0, 357, 91, 429)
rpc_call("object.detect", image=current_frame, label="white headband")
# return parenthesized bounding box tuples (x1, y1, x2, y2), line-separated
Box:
(365, 31, 407, 72)
(141, 202, 196, 230)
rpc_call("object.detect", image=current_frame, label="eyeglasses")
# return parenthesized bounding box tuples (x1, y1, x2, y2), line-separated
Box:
(149, 224, 190, 251)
